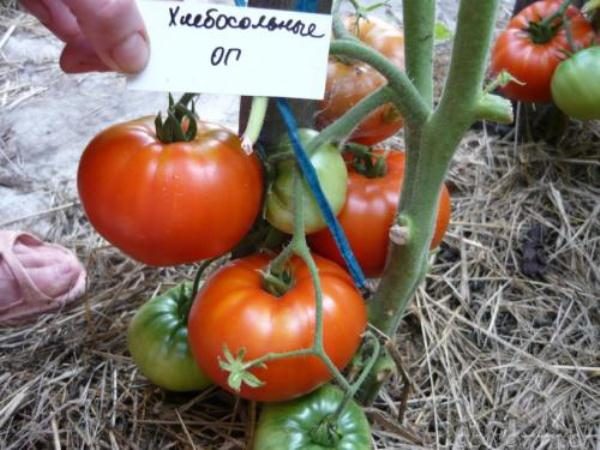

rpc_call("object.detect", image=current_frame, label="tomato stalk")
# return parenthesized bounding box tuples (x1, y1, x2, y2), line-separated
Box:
(366, 0, 502, 403)
(319, 0, 504, 404)
(223, 174, 352, 394)
(241, 96, 268, 153)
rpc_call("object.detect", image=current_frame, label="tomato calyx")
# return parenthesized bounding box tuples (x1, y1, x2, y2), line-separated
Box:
(344, 143, 387, 178)
(219, 346, 265, 392)
(261, 266, 294, 297)
(309, 416, 343, 447)
(154, 93, 198, 143)
(525, 0, 572, 45)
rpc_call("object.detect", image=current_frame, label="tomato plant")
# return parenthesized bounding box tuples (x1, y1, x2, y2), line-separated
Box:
(265, 129, 348, 235)
(78, 116, 263, 266)
(316, 15, 405, 145)
(308, 150, 451, 278)
(187, 253, 367, 402)
(551, 46, 600, 120)
(490, 0, 595, 103)
(127, 283, 212, 392)
(253, 384, 371, 450)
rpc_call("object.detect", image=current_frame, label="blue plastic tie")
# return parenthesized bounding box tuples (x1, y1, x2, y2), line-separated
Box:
(234, 0, 246, 6)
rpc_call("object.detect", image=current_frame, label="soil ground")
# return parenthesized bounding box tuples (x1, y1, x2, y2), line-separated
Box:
(1, 1, 598, 450)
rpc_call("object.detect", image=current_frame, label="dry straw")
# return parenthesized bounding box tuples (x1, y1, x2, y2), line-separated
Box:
(1, 3, 599, 449)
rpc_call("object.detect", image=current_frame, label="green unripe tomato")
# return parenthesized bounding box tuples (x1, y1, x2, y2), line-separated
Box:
(265, 129, 348, 234)
(127, 283, 212, 392)
(551, 46, 600, 120)
(253, 384, 372, 450)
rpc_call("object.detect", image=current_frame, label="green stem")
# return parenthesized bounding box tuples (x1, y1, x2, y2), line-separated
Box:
(332, 0, 356, 40)
(329, 40, 431, 128)
(190, 258, 215, 302)
(240, 174, 352, 393)
(358, 0, 501, 403)
(403, 0, 435, 106)
(308, 86, 393, 153)
(241, 96, 268, 152)
(332, 332, 380, 420)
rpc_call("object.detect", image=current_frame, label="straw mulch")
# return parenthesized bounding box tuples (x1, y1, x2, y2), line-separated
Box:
(1, 3, 599, 450)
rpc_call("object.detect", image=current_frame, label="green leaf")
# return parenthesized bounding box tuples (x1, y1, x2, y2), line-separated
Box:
(434, 21, 453, 43)
(583, 0, 600, 13)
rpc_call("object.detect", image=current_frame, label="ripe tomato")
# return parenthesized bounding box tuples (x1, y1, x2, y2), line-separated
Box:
(316, 16, 405, 146)
(265, 129, 348, 235)
(308, 150, 451, 278)
(127, 283, 212, 392)
(187, 253, 367, 402)
(77, 117, 263, 266)
(490, 0, 595, 103)
(253, 384, 371, 449)
(551, 46, 600, 120)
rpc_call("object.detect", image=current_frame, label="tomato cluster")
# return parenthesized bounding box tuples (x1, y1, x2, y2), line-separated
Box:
(490, 0, 599, 119)
(77, 12, 455, 449)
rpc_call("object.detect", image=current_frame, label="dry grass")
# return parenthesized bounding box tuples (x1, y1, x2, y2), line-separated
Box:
(1, 3, 599, 450)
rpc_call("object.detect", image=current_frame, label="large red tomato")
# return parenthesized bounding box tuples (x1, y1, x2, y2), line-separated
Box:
(490, 0, 595, 103)
(308, 150, 451, 278)
(316, 16, 405, 146)
(77, 117, 263, 266)
(187, 253, 367, 402)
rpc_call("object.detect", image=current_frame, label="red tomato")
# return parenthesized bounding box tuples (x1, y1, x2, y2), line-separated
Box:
(308, 150, 451, 278)
(316, 16, 405, 146)
(490, 0, 595, 103)
(187, 253, 367, 402)
(78, 117, 263, 266)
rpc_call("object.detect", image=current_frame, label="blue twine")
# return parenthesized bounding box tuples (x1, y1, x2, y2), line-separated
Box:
(275, 99, 367, 289)
(233, 0, 367, 290)
(294, 0, 319, 12)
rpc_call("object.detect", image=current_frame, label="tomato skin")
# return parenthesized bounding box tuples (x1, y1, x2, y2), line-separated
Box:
(551, 46, 600, 120)
(253, 384, 371, 450)
(308, 151, 451, 278)
(490, 0, 595, 103)
(187, 253, 367, 402)
(317, 16, 405, 146)
(127, 283, 212, 392)
(265, 129, 348, 235)
(77, 117, 263, 266)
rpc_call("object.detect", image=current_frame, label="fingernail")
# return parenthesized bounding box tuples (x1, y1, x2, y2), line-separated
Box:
(110, 32, 149, 74)
(24, 0, 51, 25)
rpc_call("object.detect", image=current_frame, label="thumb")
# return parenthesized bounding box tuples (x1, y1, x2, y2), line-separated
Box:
(63, 0, 149, 74)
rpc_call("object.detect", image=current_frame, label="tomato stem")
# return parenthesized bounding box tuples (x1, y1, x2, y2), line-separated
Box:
(311, 87, 393, 153)
(155, 93, 199, 144)
(343, 143, 388, 178)
(403, 0, 436, 107)
(331, 331, 381, 420)
(356, 0, 501, 404)
(330, 40, 431, 128)
(241, 96, 268, 153)
(190, 259, 215, 304)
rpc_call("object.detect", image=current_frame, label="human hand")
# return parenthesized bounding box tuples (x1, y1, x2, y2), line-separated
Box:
(21, 0, 149, 74)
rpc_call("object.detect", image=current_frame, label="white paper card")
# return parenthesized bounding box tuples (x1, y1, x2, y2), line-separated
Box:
(128, 1, 332, 99)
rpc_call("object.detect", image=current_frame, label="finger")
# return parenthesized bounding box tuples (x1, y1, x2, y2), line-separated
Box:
(60, 37, 111, 73)
(20, 0, 80, 43)
(63, 0, 149, 74)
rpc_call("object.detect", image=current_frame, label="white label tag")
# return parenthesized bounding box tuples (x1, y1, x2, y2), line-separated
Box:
(128, 1, 332, 100)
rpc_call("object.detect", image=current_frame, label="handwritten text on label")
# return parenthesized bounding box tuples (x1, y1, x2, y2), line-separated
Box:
(128, 1, 332, 100)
